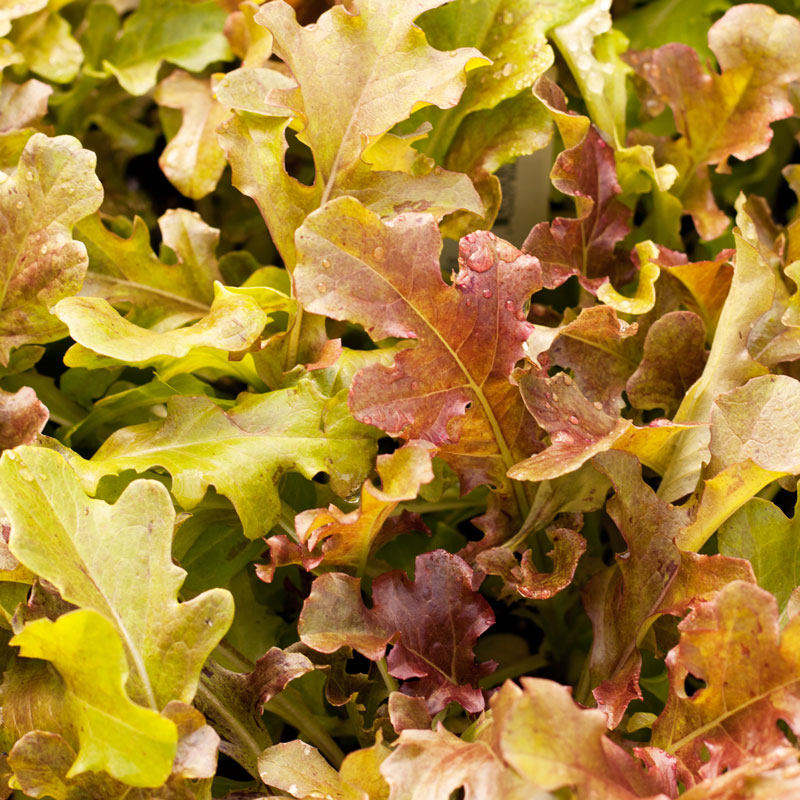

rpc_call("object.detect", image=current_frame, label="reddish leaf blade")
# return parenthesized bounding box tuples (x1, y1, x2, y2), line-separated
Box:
(299, 549, 495, 713)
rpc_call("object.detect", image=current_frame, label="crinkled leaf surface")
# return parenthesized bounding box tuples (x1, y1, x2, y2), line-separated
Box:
(0, 446, 234, 710)
(651, 581, 800, 780)
(217, 0, 485, 267)
(658, 221, 773, 502)
(626, 5, 800, 170)
(528, 305, 640, 414)
(584, 451, 754, 726)
(522, 89, 631, 293)
(708, 374, 800, 475)
(381, 723, 544, 800)
(81, 374, 379, 539)
(299, 550, 495, 713)
(0, 133, 103, 365)
(10, 610, 178, 787)
(295, 197, 541, 525)
(494, 677, 677, 800)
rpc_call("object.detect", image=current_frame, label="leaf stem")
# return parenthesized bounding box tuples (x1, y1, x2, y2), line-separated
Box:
(285, 305, 304, 371)
(377, 657, 398, 694)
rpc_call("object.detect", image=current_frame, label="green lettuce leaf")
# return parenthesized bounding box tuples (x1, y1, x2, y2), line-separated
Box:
(10, 610, 178, 787)
(104, 0, 231, 95)
(0, 446, 234, 709)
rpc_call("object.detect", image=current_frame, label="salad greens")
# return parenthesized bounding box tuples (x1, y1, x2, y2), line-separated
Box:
(2, 0, 800, 796)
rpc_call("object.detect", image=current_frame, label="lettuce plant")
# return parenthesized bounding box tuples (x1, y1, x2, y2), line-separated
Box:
(3, 0, 800, 796)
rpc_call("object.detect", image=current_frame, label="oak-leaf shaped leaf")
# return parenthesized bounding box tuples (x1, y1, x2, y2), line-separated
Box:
(523, 81, 631, 293)
(494, 677, 677, 800)
(216, 0, 485, 267)
(77, 374, 380, 540)
(295, 196, 542, 517)
(0, 446, 235, 712)
(298, 549, 496, 713)
(261, 440, 435, 578)
(652, 581, 800, 781)
(625, 5, 800, 173)
(583, 451, 754, 727)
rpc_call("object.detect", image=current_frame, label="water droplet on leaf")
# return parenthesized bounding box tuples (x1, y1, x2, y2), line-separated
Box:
(321, 259, 331, 269)
(316, 281, 328, 293)
(502, 62, 513, 77)
(568, 415, 580, 425)
(373, 246, 385, 260)
(483, 288, 493, 298)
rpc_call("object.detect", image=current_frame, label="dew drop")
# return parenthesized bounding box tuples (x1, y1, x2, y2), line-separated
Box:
(465, 297, 473, 307)
(321, 258, 331, 269)
(483, 288, 493, 298)
(593, 401, 603, 410)
(316, 281, 328, 293)
(362, 416, 372, 425)
(502, 9, 514, 24)
(563, 374, 573, 386)
(305, 22, 317, 30)
(40, 245, 47, 255)
(411, 381, 419, 391)
(25, 171, 33, 181)
(83, 507, 89, 515)
(551, 393, 559, 402)
(504, 299, 514, 311)
(449, 49, 458, 57)
(543, 401, 552, 409)
(568, 415, 580, 425)
(587, 72, 605, 94)
(15, 200, 23, 209)
(373, 246, 385, 260)
(67, 186, 75, 195)
(502, 62, 513, 77)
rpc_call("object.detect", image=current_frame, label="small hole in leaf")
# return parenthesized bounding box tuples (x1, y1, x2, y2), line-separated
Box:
(284, 128, 316, 187)
(683, 675, 706, 698)
(778, 718, 798, 746)
(312, 472, 330, 485)
(699, 743, 710, 763)
(377, 437, 398, 455)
